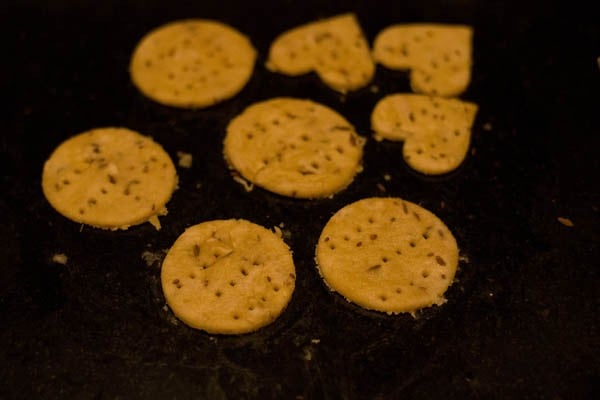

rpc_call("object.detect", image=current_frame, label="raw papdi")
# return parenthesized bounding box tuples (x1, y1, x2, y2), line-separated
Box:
(224, 98, 365, 198)
(373, 24, 473, 96)
(130, 19, 256, 108)
(316, 197, 458, 315)
(42, 127, 177, 230)
(371, 94, 478, 175)
(161, 219, 296, 334)
(267, 13, 375, 93)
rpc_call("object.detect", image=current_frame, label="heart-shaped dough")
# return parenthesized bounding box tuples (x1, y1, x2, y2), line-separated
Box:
(371, 94, 478, 175)
(266, 13, 375, 93)
(373, 24, 473, 97)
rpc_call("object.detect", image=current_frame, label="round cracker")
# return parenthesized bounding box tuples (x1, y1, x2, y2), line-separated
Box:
(130, 19, 257, 108)
(42, 127, 178, 230)
(161, 219, 296, 334)
(224, 98, 365, 199)
(316, 197, 458, 314)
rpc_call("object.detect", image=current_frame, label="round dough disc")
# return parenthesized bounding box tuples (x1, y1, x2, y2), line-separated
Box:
(42, 127, 178, 230)
(161, 219, 296, 334)
(130, 19, 256, 108)
(224, 97, 365, 199)
(316, 197, 458, 314)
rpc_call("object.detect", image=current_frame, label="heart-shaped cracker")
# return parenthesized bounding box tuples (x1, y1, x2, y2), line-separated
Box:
(161, 219, 296, 334)
(266, 13, 375, 93)
(316, 197, 459, 315)
(371, 94, 478, 175)
(373, 24, 473, 96)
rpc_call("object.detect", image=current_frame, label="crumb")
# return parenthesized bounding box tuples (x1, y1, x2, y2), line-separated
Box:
(310, 338, 320, 344)
(369, 84, 379, 93)
(383, 173, 391, 181)
(232, 174, 254, 192)
(376, 183, 386, 192)
(166, 314, 179, 326)
(280, 229, 292, 240)
(557, 217, 574, 227)
(483, 122, 493, 131)
(279, 222, 285, 228)
(52, 253, 68, 265)
(302, 346, 313, 361)
(147, 214, 162, 230)
(440, 201, 446, 209)
(177, 151, 193, 168)
(141, 249, 167, 267)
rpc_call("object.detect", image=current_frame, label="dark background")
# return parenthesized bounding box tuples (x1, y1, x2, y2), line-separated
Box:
(1, 0, 598, 398)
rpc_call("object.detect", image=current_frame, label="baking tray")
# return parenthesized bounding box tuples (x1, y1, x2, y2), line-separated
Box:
(1, 0, 598, 398)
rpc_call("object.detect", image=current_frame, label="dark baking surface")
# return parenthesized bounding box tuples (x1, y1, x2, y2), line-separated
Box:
(1, 0, 598, 398)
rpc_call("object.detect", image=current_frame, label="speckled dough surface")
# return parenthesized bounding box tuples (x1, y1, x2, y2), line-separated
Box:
(316, 197, 458, 314)
(266, 13, 375, 93)
(161, 219, 296, 334)
(371, 94, 478, 175)
(42, 127, 178, 230)
(373, 24, 473, 96)
(130, 19, 256, 108)
(224, 97, 365, 198)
